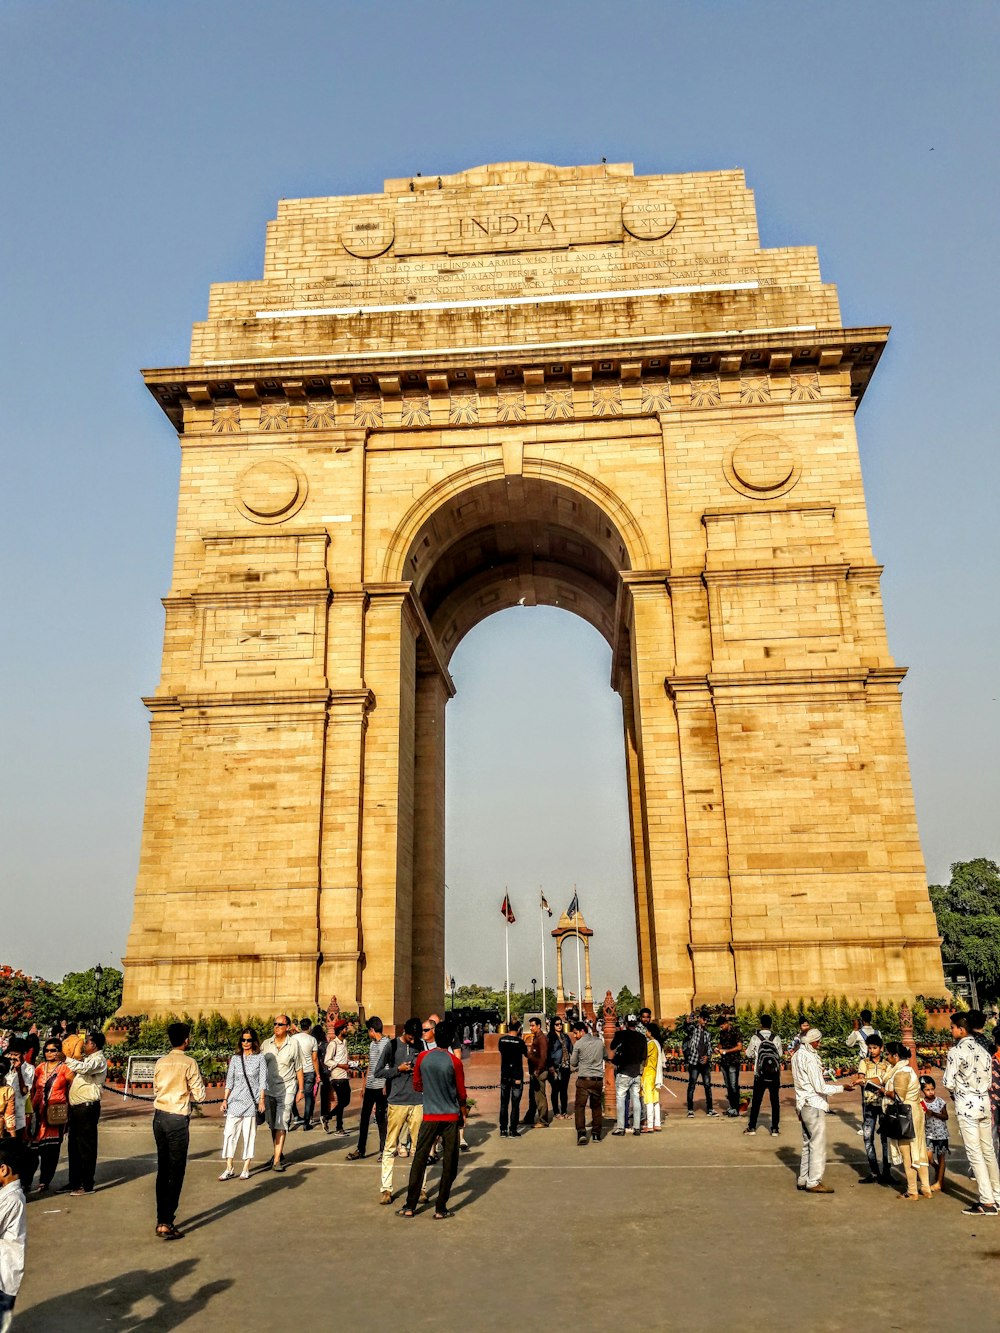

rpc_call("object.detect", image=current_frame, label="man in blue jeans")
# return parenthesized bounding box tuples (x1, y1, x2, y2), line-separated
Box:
(683, 1010, 717, 1118)
(610, 1015, 646, 1135)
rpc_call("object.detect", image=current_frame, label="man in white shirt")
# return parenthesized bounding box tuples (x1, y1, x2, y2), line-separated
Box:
(944, 1011, 1000, 1216)
(791, 1027, 844, 1193)
(64, 1031, 108, 1196)
(845, 1011, 879, 1062)
(260, 1016, 304, 1172)
(291, 1019, 321, 1131)
(0, 1141, 27, 1329)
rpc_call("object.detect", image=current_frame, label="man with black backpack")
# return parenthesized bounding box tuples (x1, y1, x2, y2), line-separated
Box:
(744, 1017, 783, 1136)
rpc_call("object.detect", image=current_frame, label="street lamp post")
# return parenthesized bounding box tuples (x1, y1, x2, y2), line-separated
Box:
(93, 964, 104, 1029)
(449, 976, 456, 1012)
(532, 978, 537, 1009)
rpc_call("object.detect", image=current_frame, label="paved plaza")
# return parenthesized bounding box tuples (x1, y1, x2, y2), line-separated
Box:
(13, 1094, 1000, 1330)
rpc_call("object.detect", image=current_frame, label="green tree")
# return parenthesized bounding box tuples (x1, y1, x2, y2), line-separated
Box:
(929, 858, 1000, 1000)
(614, 984, 641, 1017)
(54, 967, 124, 1024)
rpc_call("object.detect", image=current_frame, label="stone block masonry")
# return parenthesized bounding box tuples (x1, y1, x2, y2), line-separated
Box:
(123, 161, 946, 1019)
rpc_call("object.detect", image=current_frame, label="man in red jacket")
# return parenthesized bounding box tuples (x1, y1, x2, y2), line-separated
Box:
(399, 1022, 467, 1219)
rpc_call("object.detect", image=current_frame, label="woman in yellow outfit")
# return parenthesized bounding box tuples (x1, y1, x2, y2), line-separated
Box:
(883, 1042, 932, 1199)
(640, 1031, 664, 1132)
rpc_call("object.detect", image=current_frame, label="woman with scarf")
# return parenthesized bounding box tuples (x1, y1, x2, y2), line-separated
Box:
(882, 1042, 932, 1199)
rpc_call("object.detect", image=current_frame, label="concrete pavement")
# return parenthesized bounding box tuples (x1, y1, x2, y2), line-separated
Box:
(13, 1103, 1000, 1331)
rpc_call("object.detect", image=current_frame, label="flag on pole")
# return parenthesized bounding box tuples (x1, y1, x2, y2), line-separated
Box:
(501, 894, 516, 923)
(540, 891, 553, 917)
(567, 890, 580, 918)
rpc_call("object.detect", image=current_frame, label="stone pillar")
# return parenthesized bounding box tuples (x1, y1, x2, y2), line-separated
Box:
(583, 938, 594, 1013)
(411, 668, 449, 1018)
(899, 1002, 918, 1069)
(622, 574, 694, 1018)
(318, 689, 373, 1015)
(358, 586, 419, 1021)
(602, 989, 617, 1112)
(618, 660, 656, 1005)
(666, 673, 737, 1005)
(555, 938, 565, 1013)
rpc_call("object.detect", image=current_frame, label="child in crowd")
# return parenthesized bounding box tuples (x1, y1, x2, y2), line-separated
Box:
(919, 1074, 949, 1192)
(0, 1140, 27, 1331)
(0, 1061, 15, 1138)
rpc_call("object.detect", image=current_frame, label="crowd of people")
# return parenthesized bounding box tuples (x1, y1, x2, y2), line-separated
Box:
(1, 1002, 999, 1322)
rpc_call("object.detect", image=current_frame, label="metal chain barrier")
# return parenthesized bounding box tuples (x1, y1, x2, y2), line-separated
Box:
(103, 1083, 227, 1106)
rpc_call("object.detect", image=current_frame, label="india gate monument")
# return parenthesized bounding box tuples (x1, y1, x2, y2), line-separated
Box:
(121, 161, 947, 1021)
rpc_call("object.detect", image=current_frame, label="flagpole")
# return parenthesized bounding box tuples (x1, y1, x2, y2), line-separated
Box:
(504, 889, 511, 1027)
(539, 888, 547, 1019)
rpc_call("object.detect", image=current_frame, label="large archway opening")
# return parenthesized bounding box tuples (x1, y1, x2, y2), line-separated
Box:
(396, 472, 657, 1018)
(444, 606, 639, 1003)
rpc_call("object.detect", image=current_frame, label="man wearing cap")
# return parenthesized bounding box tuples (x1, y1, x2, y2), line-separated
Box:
(610, 1015, 647, 1135)
(151, 1022, 206, 1239)
(791, 1028, 844, 1193)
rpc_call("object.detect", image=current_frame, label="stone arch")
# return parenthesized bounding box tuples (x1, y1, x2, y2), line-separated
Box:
(381, 454, 652, 589)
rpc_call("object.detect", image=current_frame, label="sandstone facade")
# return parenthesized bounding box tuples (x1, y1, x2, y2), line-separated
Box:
(122, 161, 946, 1020)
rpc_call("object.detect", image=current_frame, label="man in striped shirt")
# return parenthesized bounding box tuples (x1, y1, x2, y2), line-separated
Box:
(399, 1022, 467, 1219)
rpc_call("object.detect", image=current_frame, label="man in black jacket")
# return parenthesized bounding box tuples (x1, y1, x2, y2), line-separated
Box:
(610, 1015, 647, 1136)
(497, 1019, 529, 1138)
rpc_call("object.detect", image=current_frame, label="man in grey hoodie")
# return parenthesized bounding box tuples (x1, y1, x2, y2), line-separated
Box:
(570, 1021, 607, 1144)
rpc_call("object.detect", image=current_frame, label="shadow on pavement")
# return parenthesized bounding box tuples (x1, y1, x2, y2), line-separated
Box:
(447, 1159, 512, 1211)
(17, 1257, 231, 1331)
(179, 1166, 313, 1234)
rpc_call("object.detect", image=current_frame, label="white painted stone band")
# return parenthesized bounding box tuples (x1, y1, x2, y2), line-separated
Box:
(254, 279, 760, 320)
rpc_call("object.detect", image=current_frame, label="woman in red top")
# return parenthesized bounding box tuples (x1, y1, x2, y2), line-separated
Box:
(26, 1040, 71, 1193)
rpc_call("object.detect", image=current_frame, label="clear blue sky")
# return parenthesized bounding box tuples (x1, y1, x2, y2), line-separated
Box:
(2, 1, 997, 998)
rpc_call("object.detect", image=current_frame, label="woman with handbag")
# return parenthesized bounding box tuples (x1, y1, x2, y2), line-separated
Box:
(882, 1042, 932, 1200)
(219, 1028, 266, 1180)
(25, 1041, 71, 1193)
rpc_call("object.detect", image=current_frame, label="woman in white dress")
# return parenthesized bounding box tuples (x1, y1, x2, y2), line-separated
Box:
(219, 1028, 266, 1180)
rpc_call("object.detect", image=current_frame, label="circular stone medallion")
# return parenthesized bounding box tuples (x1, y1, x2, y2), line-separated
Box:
(340, 213, 394, 258)
(724, 438, 800, 498)
(622, 195, 678, 240)
(236, 458, 306, 523)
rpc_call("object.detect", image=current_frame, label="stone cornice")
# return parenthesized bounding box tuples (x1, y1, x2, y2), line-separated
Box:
(142, 325, 888, 431)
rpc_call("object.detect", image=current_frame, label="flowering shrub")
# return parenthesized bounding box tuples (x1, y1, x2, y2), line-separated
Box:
(0, 965, 57, 1029)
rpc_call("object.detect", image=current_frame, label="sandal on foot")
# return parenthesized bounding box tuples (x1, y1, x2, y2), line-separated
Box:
(396, 1207, 416, 1218)
(434, 1209, 454, 1220)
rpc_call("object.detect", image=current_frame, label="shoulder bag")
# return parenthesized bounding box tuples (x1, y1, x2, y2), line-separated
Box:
(44, 1069, 69, 1127)
(239, 1052, 266, 1126)
(882, 1069, 915, 1141)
